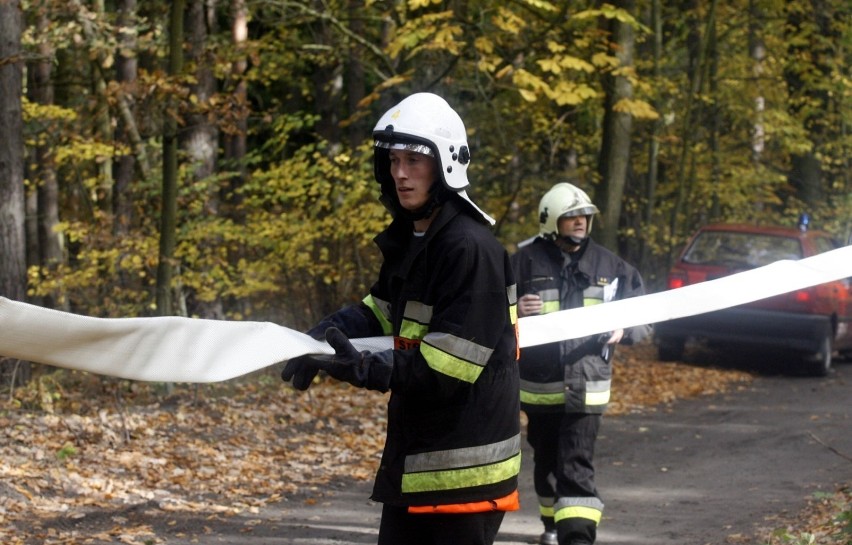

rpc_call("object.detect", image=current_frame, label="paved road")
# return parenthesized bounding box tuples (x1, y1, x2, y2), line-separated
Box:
(215, 361, 852, 544)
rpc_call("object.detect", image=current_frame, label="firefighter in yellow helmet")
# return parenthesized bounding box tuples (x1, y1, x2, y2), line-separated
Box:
(283, 93, 521, 545)
(511, 182, 651, 545)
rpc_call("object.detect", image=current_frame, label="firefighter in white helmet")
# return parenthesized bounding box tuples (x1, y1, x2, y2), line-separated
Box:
(511, 182, 651, 545)
(284, 92, 521, 545)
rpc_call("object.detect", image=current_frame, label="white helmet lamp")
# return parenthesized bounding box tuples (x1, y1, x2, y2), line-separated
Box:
(373, 93, 495, 225)
(538, 182, 600, 242)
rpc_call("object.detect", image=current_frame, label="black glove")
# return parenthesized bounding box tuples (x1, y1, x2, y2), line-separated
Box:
(282, 328, 393, 392)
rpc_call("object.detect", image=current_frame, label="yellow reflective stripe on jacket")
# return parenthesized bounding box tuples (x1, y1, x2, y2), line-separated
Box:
(421, 332, 493, 383)
(583, 285, 605, 307)
(401, 319, 429, 340)
(520, 380, 610, 407)
(519, 379, 564, 406)
(401, 435, 522, 494)
(363, 295, 393, 335)
(542, 301, 561, 314)
(508, 284, 518, 324)
(554, 496, 604, 524)
(585, 379, 611, 406)
(538, 288, 560, 315)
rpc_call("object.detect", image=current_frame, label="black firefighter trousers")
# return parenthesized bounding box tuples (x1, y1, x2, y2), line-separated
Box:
(377, 504, 505, 545)
(526, 412, 602, 545)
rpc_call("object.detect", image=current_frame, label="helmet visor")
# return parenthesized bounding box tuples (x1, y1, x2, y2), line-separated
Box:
(559, 206, 598, 219)
(374, 140, 434, 157)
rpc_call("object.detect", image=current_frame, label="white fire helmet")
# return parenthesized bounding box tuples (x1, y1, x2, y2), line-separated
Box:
(538, 182, 600, 241)
(373, 92, 495, 225)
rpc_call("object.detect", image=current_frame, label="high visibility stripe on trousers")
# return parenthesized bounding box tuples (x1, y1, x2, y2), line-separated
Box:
(554, 496, 604, 525)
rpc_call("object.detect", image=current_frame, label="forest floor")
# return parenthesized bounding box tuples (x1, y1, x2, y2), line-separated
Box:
(1, 340, 849, 545)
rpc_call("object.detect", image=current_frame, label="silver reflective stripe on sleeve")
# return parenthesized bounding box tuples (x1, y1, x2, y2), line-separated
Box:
(507, 283, 518, 305)
(400, 300, 433, 340)
(420, 332, 493, 383)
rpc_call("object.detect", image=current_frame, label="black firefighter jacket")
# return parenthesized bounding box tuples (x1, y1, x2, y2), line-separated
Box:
(310, 198, 521, 508)
(511, 237, 651, 415)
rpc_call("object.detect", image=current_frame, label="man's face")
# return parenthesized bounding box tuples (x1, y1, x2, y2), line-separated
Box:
(557, 214, 588, 241)
(389, 149, 438, 211)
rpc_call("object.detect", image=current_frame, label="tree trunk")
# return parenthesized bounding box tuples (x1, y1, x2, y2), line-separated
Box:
(183, 0, 223, 319)
(114, 0, 139, 238)
(0, 0, 30, 384)
(94, 0, 114, 212)
(346, 0, 367, 149)
(639, 0, 662, 273)
(223, 0, 248, 223)
(706, 17, 721, 222)
(784, 0, 832, 208)
(28, 8, 66, 311)
(597, 0, 636, 252)
(670, 0, 717, 247)
(156, 0, 185, 316)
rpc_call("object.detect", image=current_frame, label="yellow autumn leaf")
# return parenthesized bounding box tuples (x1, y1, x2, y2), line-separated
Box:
(546, 40, 566, 54)
(537, 57, 563, 75)
(612, 98, 660, 120)
(592, 52, 619, 68)
(493, 6, 526, 34)
(559, 55, 596, 73)
(408, 0, 440, 8)
(519, 89, 538, 102)
(495, 64, 514, 79)
(549, 81, 598, 105)
(474, 36, 494, 54)
(519, 0, 558, 11)
(512, 68, 549, 92)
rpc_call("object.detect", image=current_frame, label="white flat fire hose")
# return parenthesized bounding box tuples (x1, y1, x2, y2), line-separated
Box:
(1, 245, 850, 383)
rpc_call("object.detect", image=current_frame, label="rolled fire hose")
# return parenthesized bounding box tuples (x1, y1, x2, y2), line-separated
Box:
(1, 245, 850, 383)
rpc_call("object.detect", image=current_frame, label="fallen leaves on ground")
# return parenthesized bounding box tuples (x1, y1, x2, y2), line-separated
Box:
(0, 342, 845, 544)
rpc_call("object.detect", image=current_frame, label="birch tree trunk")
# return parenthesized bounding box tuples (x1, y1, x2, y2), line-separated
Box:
(184, 0, 223, 319)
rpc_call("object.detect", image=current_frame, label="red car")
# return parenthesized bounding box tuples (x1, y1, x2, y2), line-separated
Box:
(654, 221, 852, 376)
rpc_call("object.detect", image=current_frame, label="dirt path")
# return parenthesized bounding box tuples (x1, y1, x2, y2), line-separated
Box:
(8, 357, 850, 545)
(276, 360, 852, 544)
(66, 361, 848, 545)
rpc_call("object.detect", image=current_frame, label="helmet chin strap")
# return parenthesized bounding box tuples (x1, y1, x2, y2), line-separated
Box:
(556, 235, 588, 253)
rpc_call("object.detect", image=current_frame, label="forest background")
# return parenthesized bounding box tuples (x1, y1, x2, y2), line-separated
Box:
(0, 0, 850, 385)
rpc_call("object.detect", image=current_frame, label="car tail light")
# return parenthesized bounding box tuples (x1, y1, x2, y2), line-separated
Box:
(668, 276, 686, 289)
(793, 290, 810, 303)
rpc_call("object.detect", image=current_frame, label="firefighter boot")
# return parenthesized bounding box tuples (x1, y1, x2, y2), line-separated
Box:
(557, 517, 596, 545)
(539, 516, 558, 545)
(539, 530, 558, 545)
